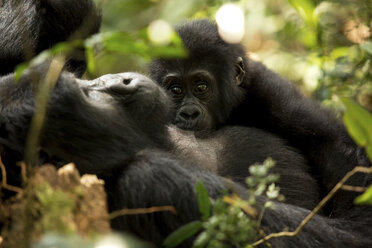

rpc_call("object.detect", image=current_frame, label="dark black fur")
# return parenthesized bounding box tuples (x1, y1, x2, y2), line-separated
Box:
(0, 0, 101, 199)
(149, 19, 372, 215)
(0, 0, 101, 77)
(1, 7, 372, 248)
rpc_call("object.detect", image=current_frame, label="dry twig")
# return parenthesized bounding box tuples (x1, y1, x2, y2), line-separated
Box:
(109, 206, 177, 220)
(17, 161, 28, 183)
(252, 166, 372, 247)
(0, 155, 23, 194)
(341, 185, 368, 192)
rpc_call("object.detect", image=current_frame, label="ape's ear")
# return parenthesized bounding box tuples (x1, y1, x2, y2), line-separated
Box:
(235, 57, 245, 86)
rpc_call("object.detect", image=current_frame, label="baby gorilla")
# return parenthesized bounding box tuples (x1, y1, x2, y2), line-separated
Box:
(149, 19, 371, 218)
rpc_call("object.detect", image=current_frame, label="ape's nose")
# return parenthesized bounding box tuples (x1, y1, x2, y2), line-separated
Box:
(123, 78, 132, 85)
(114, 73, 147, 93)
(86, 72, 158, 96)
(179, 106, 200, 121)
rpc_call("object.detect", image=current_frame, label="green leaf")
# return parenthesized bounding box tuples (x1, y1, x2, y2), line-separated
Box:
(193, 231, 209, 248)
(14, 40, 83, 81)
(342, 109, 368, 147)
(354, 185, 372, 205)
(163, 220, 203, 248)
(103, 32, 146, 55)
(361, 42, 372, 55)
(367, 146, 372, 164)
(14, 51, 51, 82)
(330, 47, 351, 60)
(14, 62, 30, 81)
(288, 0, 318, 27)
(97, 30, 187, 60)
(50, 40, 83, 55)
(341, 98, 372, 161)
(85, 46, 96, 75)
(195, 181, 211, 221)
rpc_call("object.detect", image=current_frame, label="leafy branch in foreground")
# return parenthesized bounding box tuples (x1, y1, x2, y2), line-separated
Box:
(164, 158, 283, 248)
(252, 99, 372, 245)
(252, 165, 372, 247)
(165, 129, 372, 248)
(341, 98, 372, 205)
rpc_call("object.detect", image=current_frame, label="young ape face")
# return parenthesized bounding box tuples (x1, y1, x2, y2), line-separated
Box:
(161, 67, 218, 130)
(149, 20, 247, 132)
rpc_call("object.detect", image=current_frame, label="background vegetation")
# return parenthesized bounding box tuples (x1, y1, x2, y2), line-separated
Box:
(92, 0, 372, 111)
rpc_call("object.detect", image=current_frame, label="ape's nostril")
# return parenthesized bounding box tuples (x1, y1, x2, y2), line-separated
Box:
(180, 109, 200, 120)
(180, 112, 189, 119)
(190, 112, 199, 119)
(123, 78, 132, 85)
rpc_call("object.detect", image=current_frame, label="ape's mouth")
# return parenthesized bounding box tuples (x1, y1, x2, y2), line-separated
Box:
(174, 120, 198, 131)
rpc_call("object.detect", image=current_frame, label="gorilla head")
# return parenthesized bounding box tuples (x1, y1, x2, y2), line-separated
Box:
(149, 19, 247, 131)
(0, 68, 173, 176)
(76, 72, 172, 130)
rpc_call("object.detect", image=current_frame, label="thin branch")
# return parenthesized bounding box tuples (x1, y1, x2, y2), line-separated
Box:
(252, 166, 372, 247)
(256, 204, 272, 247)
(17, 161, 28, 183)
(0, 155, 23, 194)
(341, 185, 368, 192)
(109, 206, 177, 220)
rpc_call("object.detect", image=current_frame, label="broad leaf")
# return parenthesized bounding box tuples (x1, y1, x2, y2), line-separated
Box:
(96, 30, 187, 60)
(342, 110, 368, 147)
(288, 0, 318, 27)
(195, 180, 211, 221)
(15, 63, 30, 82)
(163, 220, 203, 248)
(85, 46, 96, 76)
(341, 98, 372, 161)
(354, 185, 372, 205)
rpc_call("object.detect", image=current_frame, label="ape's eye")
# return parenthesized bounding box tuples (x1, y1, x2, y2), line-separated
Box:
(170, 86, 183, 95)
(195, 83, 208, 93)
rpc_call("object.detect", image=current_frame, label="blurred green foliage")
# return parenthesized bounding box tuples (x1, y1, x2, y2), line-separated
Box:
(241, 0, 372, 111)
(35, 184, 76, 234)
(341, 98, 372, 205)
(15, 0, 372, 107)
(17, 0, 372, 109)
(355, 185, 372, 205)
(164, 159, 283, 248)
(91, 0, 216, 75)
(89, 0, 372, 112)
(342, 98, 372, 161)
